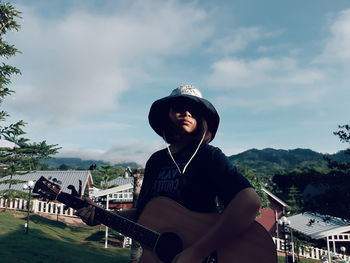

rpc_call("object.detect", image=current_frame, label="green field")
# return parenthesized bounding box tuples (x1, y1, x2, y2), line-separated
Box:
(0, 210, 130, 263)
(0, 210, 321, 263)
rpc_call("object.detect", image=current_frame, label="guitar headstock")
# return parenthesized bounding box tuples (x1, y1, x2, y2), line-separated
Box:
(33, 176, 62, 200)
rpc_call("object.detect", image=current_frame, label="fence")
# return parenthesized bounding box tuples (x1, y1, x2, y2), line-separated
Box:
(0, 198, 75, 217)
(274, 237, 350, 261)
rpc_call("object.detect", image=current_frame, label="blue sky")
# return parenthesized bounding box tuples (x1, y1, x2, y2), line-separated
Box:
(3, 0, 350, 165)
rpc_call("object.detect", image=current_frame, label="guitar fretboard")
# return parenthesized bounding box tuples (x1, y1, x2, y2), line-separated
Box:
(94, 206, 160, 249)
(57, 192, 160, 249)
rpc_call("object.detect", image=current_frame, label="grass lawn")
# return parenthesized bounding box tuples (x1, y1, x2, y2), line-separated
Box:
(1, 210, 323, 263)
(0, 210, 130, 263)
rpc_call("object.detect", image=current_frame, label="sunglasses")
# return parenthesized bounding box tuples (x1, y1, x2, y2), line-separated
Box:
(170, 101, 202, 117)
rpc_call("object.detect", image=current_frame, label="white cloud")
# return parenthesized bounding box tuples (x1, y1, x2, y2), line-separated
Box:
(208, 56, 324, 88)
(317, 9, 350, 63)
(206, 8, 350, 112)
(208, 26, 283, 55)
(206, 55, 329, 111)
(57, 139, 164, 166)
(6, 1, 212, 125)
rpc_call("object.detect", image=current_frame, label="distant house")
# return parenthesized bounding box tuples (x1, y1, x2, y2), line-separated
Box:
(286, 212, 350, 261)
(0, 170, 94, 196)
(90, 168, 144, 211)
(255, 188, 288, 236)
(91, 176, 135, 210)
(0, 170, 94, 217)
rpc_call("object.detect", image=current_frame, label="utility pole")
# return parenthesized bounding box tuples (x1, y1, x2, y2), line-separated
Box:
(104, 194, 109, 248)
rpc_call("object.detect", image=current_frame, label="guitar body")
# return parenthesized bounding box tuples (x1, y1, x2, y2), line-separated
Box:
(137, 197, 277, 263)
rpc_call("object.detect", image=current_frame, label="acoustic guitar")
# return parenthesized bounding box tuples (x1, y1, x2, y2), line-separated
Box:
(33, 176, 277, 263)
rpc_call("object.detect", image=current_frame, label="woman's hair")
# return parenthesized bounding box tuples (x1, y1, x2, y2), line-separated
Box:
(162, 116, 212, 145)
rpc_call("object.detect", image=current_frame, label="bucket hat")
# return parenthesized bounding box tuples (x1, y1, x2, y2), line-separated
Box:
(148, 85, 220, 141)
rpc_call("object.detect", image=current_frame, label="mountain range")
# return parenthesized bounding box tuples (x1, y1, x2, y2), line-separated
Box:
(43, 148, 350, 175)
(228, 148, 349, 175)
(42, 157, 139, 170)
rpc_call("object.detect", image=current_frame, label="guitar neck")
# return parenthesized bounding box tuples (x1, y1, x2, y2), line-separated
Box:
(57, 192, 160, 249)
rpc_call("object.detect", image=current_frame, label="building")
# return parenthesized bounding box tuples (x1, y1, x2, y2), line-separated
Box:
(91, 168, 144, 210)
(0, 170, 94, 219)
(91, 176, 134, 210)
(0, 170, 94, 195)
(285, 212, 350, 262)
(255, 188, 288, 236)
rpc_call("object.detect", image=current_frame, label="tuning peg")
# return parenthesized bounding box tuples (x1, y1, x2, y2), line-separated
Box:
(52, 178, 62, 185)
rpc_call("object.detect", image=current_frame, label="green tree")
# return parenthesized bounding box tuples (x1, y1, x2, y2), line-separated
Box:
(273, 125, 350, 220)
(305, 124, 350, 219)
(285, 185, 303, 215)
(58, 163, 71, 171)
(92, 164, 126, 188)
(0, 2, 22, 137)
(325, 124, 350, 171)
(311, 125, 350, 220)
(98, 165, 113, 189)
(334, 124, 350, 144)
(0, 2, 60, 202)
(236, 163, 270, 209)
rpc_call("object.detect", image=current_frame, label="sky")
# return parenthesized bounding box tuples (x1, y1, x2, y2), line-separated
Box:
(2, 0, 350, 165)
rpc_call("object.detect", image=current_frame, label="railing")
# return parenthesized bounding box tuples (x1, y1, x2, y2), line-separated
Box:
(0, 198, 75, 217)
(273, 237, 350, 261)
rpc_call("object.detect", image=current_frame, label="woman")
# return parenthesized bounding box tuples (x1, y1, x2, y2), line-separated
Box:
(78, 85, 261, 263)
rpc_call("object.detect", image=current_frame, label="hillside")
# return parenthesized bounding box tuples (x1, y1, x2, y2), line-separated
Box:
(228, 148, 350, 175)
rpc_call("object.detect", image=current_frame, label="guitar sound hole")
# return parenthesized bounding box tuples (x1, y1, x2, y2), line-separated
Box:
(154, 232, 183, 263)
